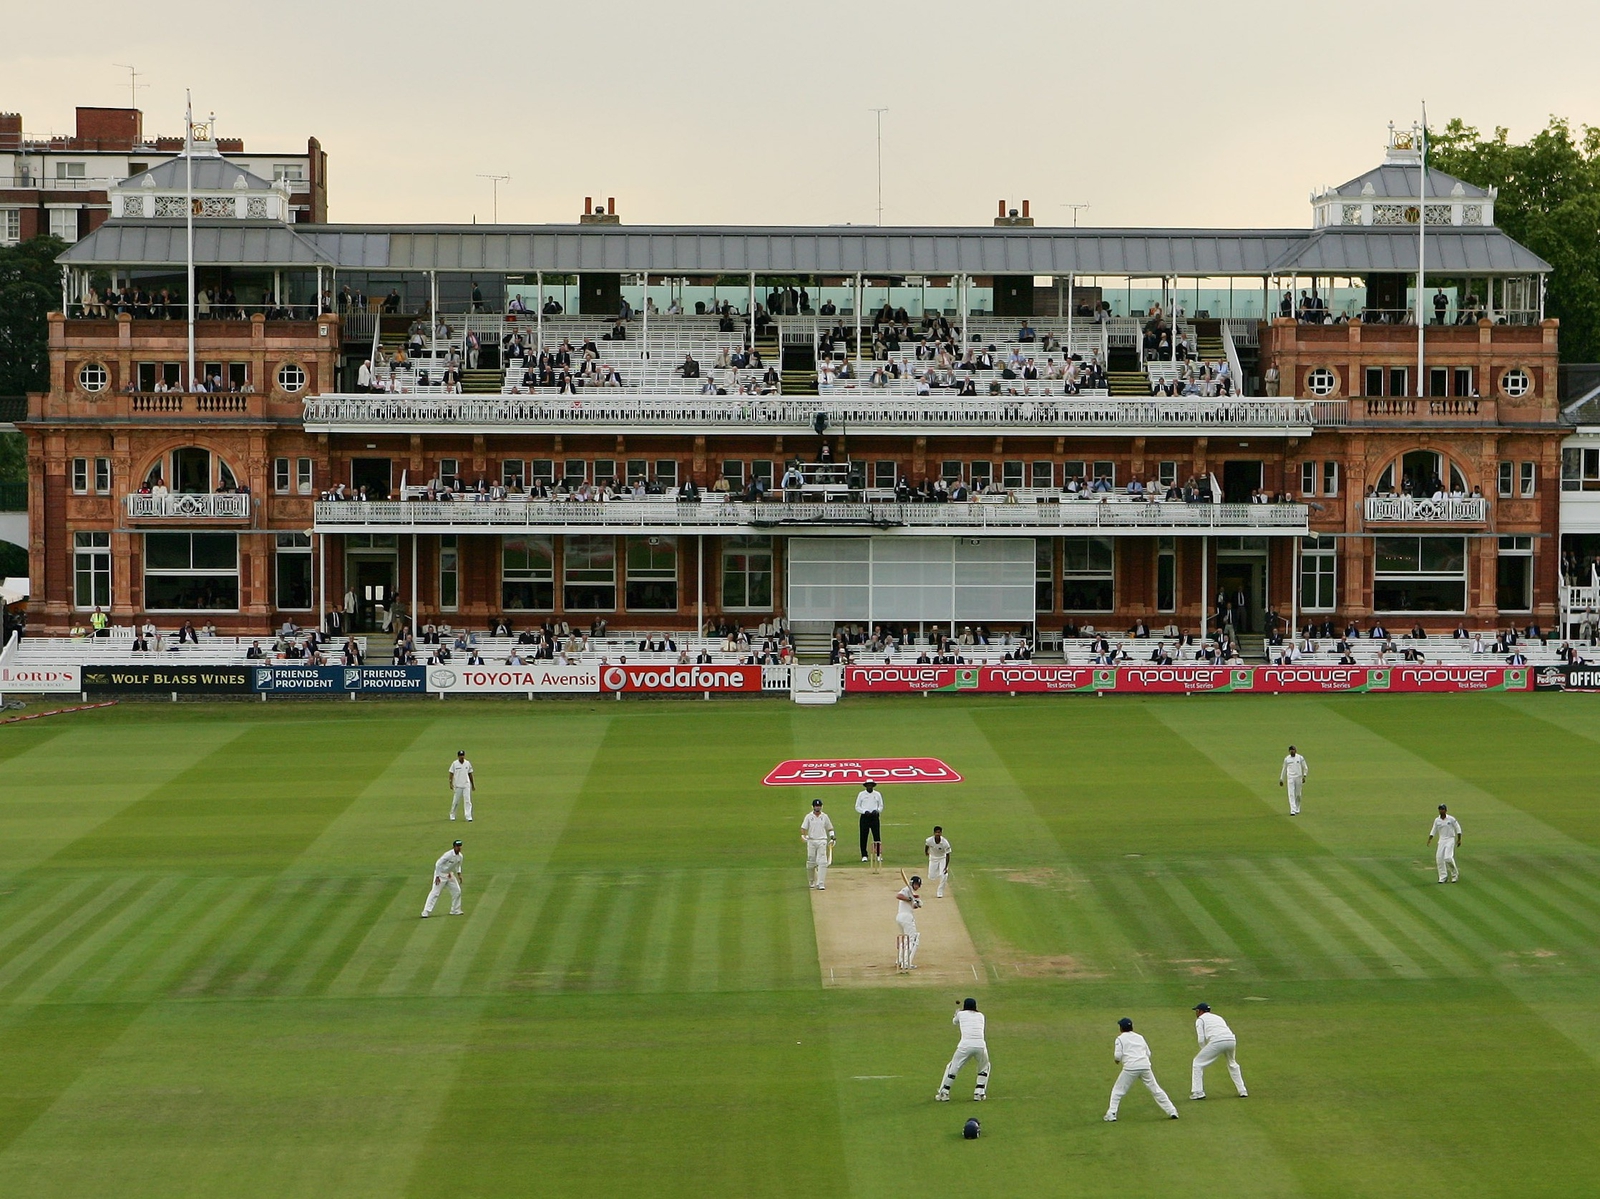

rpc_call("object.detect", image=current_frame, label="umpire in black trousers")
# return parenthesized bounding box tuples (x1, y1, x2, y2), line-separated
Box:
(856, 780, 883, 861)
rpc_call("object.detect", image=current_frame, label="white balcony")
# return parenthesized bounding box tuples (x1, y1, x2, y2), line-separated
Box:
(125, 493, 252, 520)
(1363, 495, 1488, 523)
(301, 394, 1325, 437)
(313, 497, 1309, 537)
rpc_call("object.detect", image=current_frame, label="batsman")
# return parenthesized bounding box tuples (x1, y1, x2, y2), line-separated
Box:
(801, 798, 836, 890)
(896, 871, 923, 971)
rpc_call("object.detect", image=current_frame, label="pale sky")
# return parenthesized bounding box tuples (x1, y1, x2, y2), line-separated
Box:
(6, 0, 1598, 230)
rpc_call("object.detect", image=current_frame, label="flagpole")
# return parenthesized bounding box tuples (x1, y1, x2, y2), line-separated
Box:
(186, 93, 196, 392)
(1415, 106, 1427, 399)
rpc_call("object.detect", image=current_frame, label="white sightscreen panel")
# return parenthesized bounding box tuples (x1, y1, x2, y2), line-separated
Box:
(953, 539, 1036, 621)
(871, 539, 955, 621)
(787, 538, 869, 621)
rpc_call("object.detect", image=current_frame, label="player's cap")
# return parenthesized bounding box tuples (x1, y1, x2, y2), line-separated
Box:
(863, 780, 876, 788)
(457, 749, 466, 755)
(452, 839, 462, 848)
(1118, 1017, 1133, 1031)
(1192, 1002, 1210, 1013)
(812, 798, 823, 807)
(1438, 803, 1448, 811)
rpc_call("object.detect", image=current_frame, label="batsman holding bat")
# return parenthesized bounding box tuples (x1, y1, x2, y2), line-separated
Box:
(896, 871, 922, 971)
(801, 798, 835, 890)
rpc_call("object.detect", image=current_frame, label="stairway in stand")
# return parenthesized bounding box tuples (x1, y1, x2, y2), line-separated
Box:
(1106, 345, 1148, 397)
(461, 369, 501, 394)
(790, 620, 834, 662)
(782, 342, 818, 396)
(1193, 318, 1225, 363)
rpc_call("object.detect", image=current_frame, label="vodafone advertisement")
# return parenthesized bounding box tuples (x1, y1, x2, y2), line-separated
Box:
(0, 663, 82, 692)
(428, 664, 599, 694)
(844, 663, 1530, 695)
(600, 663, 762, 693)
(763, 758, 963, 785)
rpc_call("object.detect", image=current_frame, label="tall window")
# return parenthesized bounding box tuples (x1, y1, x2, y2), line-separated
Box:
(1322, 461, 1339, 496)
(1157, 537, 1176, 612)
(275, 533, 312, 610)
(1061, 537, 1114, 611)
(874, 461, 898, 489)
(144, 532, 240, 610)
(1032, 461, 1055, 489)
(1300, 535, 1337, 611)
(1520, 462, 1536, 498)
(1373, 536, 1467, 613)
(969, 461, 992, 490)
(1002, 460, 1025, 490)
(0, 209, 20, 244)
(297, 458, 314, 495)
(1157, 461, 1178, 489)
(274, 458, 292, 493)
(1562, 447, 1600, 492)
(625, 537, 678, 610)
(438, 535, 458, 611)
(654, 460, 679, 489)
(1035, 538, 1054, 611)
(73, 532, 110, 609)
(722, 536, 773, 610)
(563, 535, 615, 610)
(1300, 461, 1315, 496)
(1496, 536, 1533, 612)
(501, 535, 553, 611)
(721, 460, 745, 487)
(501, 459, 526, 489)
(71, 458, 90, 493)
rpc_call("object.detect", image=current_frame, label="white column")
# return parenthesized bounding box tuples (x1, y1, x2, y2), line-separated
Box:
(1065, 272, 1074, 354)
(697, 535, 704, 634)
(318, 532, 326, 633)
(855, 272, 863, 363)
(641, 271, 649, 359)
(411, 532, 419, 643)
(749, 271, 756, 347)
(1290, 535, 1299, 639)
(536, 270, 544, 353)
(1200, 535, 1208, 642)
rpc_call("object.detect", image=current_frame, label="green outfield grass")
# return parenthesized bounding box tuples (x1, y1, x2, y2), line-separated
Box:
(2, 693, 1599, 1197)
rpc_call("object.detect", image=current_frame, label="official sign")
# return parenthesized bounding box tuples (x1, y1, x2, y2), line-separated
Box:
(600, 664, 761, 693)
(0, 664, 82, 692)
(85, 664, 251, 693)
(763, 758, 964, 785)
(1535, 665, 1600, 692)
(427, 665, 600, 693)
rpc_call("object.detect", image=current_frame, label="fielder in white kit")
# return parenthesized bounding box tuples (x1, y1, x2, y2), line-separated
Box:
(935, 997, 990, 1102)
(1428, 803, 1463, 882)
(1279, 744, 1308, 815)
(1104, 1017, 1179, 1121)
(448, 750, 475, 821)
(895, 875, 922, 971)
(801, 798, 835, 890)
(1189, 1002, 1248, 1099)
(421, 839, 465, 917)
(924, 826, 952, 898)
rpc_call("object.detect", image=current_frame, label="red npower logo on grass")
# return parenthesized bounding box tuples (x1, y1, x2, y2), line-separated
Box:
(763, 758, 964, 785)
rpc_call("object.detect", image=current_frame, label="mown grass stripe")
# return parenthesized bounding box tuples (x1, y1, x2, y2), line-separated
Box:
(126, 876, 274, 997)
(429, 873, 515, 998)
(586, 877, 642, 992)
(1149, 866, 1247, 963)
(637, 870, 686, 993)
(1309, 857, 1480, 978)
(1352, 858, 1505, 967)
(1183, 872, 1304, 980)
(0, 876, 143, 995)
(689, 870, 725, 992)
(225, 877, 350, 997)
(1097, 867, 1197, 976)
(175, 880, 310, 997)
(734, 876, 779, 991)
(0, 876, 104, 961)
(477, 875, 557, 995)
(278, 878, 391, 997)
(533, 874, 602, 992)
(322, 880, 426, 998)
(1228, 858, 1376, 979)
(1490, 855, 1600, 934)
(12, 875, 183, 1005)
(1273, 858, 1427, 979)
(1535, 853, 1600, 909)
(66, 876, 235, 1002)
(1467, 864, 1600, 959)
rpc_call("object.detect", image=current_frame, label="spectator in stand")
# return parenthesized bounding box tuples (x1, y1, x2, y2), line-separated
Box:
(677, 354, 701, 379)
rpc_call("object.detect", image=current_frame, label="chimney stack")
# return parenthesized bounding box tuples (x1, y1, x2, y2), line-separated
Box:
(580, 196, 621, 225)
(584, 197, 593, 215)
(993, 199, 1034, 228)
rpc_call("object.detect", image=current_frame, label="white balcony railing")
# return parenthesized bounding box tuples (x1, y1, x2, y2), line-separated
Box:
(125, 493, 252, 519)
(314, 497, 1309, 535)
(302, 394, 1326, 434)
(1363, 496, 1488, 523)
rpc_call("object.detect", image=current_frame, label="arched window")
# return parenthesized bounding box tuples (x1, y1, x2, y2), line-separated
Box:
(141, 446, 243, 494)
(1374, 451, 1470, 499)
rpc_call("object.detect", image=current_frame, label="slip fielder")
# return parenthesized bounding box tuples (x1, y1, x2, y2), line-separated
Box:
(896, 873, 922, 971)
(448, 749, 475, 821)
(421, 839, 465, 917)
(1279, 744, 1308, 816)
(801, 798, 835, 890)
(924, 826, 952, 898)
(935, 998, 991, 1102)
(1189, 1002, 1248, 1100)
(1104, 1017, 1179, 1121)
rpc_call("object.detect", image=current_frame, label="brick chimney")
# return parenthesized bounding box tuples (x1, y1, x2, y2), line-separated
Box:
(74, 107, 141, 151)
(993, 200, 1034, 228)
(580, 196, 621, 225)
(0, 113, 20, 152)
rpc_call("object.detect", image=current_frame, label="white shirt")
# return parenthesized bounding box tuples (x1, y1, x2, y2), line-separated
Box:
(953, 1009, 987, 1046)
(801, 812, 835, 842)
(925, 836, 952, 861)
(449, 758, 473, 788)
(896, 886, 919, 918)
(433, 850, 463, 876)
(1195, 1012, 1235, 1045)
(1430, 815, 1462, 846)
(1280, 753, 1308, 783)
(1113, 1031, 1153, 1070)
(855, 788, 883, 815)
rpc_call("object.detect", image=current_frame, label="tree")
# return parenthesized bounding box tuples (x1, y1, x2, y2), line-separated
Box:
(0, 234, 66, 398)
(1428, 117, 1600, 363)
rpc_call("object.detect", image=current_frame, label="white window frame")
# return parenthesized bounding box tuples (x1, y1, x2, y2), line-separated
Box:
(297, 458, 314, 495)
(1301, 461, 1315, 496)
(71, 457, 90, 494)
(142, 532, 241, 612)
(1061, 536, 1115, 612)
(78, 362, 109, 392)
(276, 362, 307, 392)
(1299, 535, 1337, 611)
(1322, 461, 1339, 497)
(624, 536, 678, 612)
(438, 534, 459, 612)
(1373, 536, 1468, 615)
(1306, 367, 1337, 396)
(1519, 461, 1536, 498)
(73, 531, 111, 610)
(1496, 535, 1533, 613)
(1502, 368, 1531, 398)
(274, 457, 292, 494)
(1498, 461, 1514, 498)
(721, 536, 774, 612)
(95, 457, 112, 495)
(0, 208, 20, 244)
(274, 533, 313, 611)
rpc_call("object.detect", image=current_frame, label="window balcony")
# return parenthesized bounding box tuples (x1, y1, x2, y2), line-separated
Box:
(313, 496, 1309, 536)
(301, 394, 1328, 437)
(126, 493, 252, 520)
(1363, 495, 1488, 523)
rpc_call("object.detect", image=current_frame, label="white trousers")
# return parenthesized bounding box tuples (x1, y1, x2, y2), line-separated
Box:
(1286, 778, 1303, 815)
(1437, 841, 1458, 881)
(423, 874, 462, 915)
(807, 841, 830, 888)
(1191, 1037, 1247, 1097)
(939, 1044, 991, 1098)
(896, 914, 919, 968)
(1107, 1066, 1178, 1118)
(929, 856, 948, 896)
(450, 786, 473, 820)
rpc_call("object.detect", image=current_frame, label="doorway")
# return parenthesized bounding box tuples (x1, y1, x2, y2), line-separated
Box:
(347, 554, 397, 631)
(1222, 460, 1263, 504)
(351, 457, 393, 500)
(1215, 554, 1266, 634)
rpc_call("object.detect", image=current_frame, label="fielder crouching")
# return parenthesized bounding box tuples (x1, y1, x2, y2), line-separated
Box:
(1189, 1002, 1248, 1100)
(936, 997, 991, 1102)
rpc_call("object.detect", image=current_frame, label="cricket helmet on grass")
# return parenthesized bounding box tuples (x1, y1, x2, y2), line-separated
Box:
(963, 1118, 981, 1140)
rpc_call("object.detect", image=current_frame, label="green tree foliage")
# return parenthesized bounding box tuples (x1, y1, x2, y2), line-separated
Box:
(1429, 117, 1600, 362)
(0, 234, 67, 396)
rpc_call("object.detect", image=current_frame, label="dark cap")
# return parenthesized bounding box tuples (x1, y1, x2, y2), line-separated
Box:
(863, 781, 876, 788)
(452, 839, 462, 848)
(1118, 1017, 1134, 1031)
(1193, 1002, 1211, 1013)
(1438, 803, 1448, 811)
(457, 749, 466, 755)
(812, 798, 823, 807)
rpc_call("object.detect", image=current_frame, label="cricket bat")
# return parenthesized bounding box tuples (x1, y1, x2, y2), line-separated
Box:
(899, 868, 910, 887)
(827, 842, 833, 865)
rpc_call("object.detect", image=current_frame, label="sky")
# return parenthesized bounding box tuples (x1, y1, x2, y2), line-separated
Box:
(5, 0, 1598, 230)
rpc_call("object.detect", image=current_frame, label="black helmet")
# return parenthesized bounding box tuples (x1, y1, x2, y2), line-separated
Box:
(910, 875, 922, 887)
(963, 1118, 981, 1140)
(963, 998, 978, 1011)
